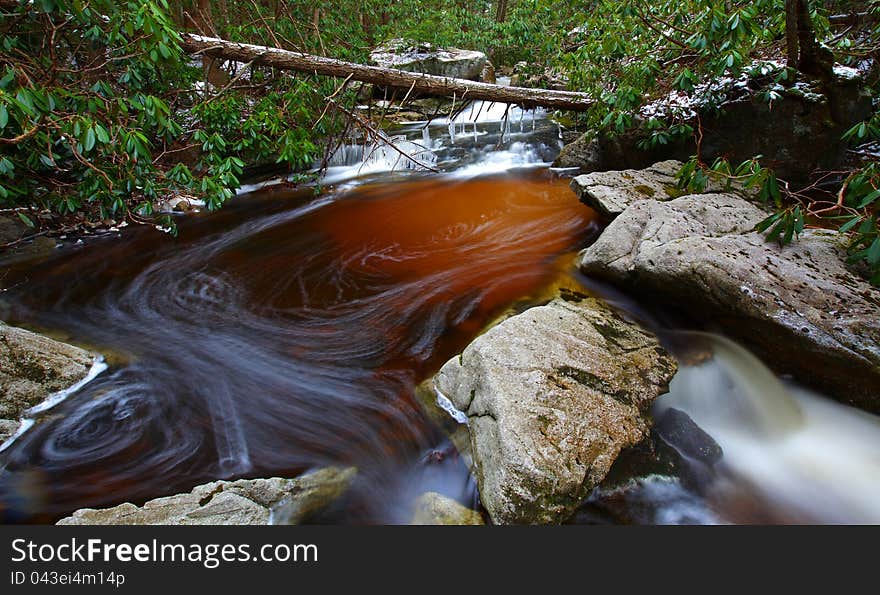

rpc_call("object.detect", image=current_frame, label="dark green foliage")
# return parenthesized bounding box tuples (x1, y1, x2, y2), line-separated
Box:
(0, 0, 331, 232)
(558, 0, 815, 132)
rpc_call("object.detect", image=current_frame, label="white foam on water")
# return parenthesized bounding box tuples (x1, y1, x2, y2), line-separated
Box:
(0, 357, 108, 453)
(435, 386, 468, 425)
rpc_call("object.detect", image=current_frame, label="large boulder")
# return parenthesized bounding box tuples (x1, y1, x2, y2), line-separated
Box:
(432, 295, 677, 524)
(57, 467, 357, 525)
(556, 69, 874, 183)
(0, 322, 96, 442)
(569, 160, 686, 217)
(579, 190, 880, 412)
(370, 39, 487, 81)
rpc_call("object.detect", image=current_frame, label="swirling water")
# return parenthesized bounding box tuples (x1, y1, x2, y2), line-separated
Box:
(0, 170, 596, 522)
(4, 97, 879, 525)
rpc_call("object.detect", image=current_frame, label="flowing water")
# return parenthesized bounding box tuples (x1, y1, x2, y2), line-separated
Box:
(2, 100, 879, 524)
(654, 333, 880, 524)
(0, 131, 594, 522)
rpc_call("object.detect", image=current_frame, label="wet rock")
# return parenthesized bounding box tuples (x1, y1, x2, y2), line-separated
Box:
(370, 39, 487, 81)
(409, 492, 484, 525)
(414, 379, 472, 467)
(155, 195, 202, 214)
(0, 322, 94, 421)
(574, 475, 722, 525)
(433, 296, 677, 524)
(553, 130, 601, 170)
(579, 188, 880, 411)
(56, 467, 357, 525)
(592, 406, 722, 498)
(269, 467, 357, 525)
(652, 408, 723, 492)
(569, 160, 690, 217)
(0, 215, 57, 267)
(0, 419, 19, 444)
(654, 408, 722, 465)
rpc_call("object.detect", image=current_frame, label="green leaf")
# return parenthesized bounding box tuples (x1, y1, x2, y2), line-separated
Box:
(83, 127, 96, 152)
(94, 123, 110, 144)
(766, 218, 786, 243)
(14, 90, 35, 116)
(782, 213, 795, 245)
(0, 104, 7, 130)
(794, 206, 805, 236)
(839, 215, 862, 233)
(856, 189, 880, 209)
(868, 237, 880, 266)
(754, 212, 781, 233)
(17, 212, 34, 228)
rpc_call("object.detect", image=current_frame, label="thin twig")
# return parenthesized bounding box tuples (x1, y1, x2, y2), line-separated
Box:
(325, 98, 439, 173)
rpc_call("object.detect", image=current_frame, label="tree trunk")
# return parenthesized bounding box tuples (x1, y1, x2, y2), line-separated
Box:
(784, 0, 833, 78)
(785, 0, 799, 67)
(495, 0, 509, 23)
(180, 34, 596, 111)
(796, 0, 820, 73)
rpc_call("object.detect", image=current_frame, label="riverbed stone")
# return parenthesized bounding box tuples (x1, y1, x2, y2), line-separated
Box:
(579, 191, 880, 411)
(409, 492, 484, 525)
(56, 467, 357, 525)
(0, 322, 94, 420)
(370, 39, 487, 80)
(433, 295, 677, 524)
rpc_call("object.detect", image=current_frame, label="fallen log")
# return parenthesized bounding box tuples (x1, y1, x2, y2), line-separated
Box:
(180, 34, 596, 112)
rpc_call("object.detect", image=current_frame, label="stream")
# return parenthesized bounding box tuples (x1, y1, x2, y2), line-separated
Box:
(1, 99, 879, 524)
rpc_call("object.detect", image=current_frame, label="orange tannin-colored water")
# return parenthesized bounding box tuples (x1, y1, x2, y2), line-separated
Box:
(0, 171, 596, 522)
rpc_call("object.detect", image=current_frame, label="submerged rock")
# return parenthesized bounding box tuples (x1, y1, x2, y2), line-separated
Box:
(0, 322, 96, 439)
(57, 467, 357, 525)
(432, 296, 677, 524)
(370, 39, 487, 81)
(409, 492, 484, 525)
(579, 189, 880, 411)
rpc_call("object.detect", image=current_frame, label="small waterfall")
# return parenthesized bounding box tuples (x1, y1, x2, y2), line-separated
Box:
(323, 135, 438, 184)
(663, 332, 804, 438)
(656, 332, 880, 523)
(360, 135, 436, 172)
(318, 99, 559, 185)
